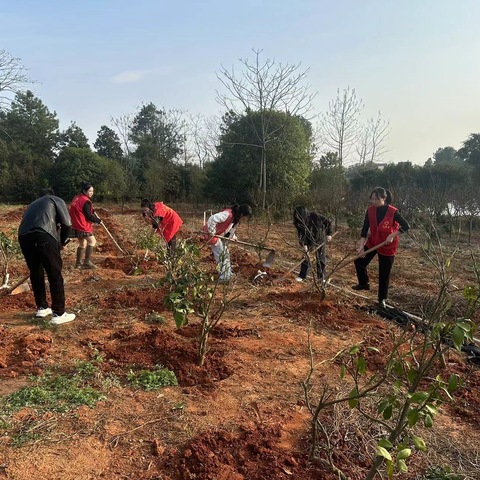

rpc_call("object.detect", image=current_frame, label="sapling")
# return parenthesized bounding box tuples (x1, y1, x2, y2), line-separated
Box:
(303, 228, 478, 479)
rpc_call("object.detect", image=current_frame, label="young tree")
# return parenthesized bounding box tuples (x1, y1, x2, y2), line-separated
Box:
(356, 112, 390, 165)
(217, 49, 315, 208)
(319, 86, 363, 165)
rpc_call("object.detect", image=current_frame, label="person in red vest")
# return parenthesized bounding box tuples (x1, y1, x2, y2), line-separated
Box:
(352, 187, 409, 307)
(204, 204, 252, 283)
(69, 183, 102, 269)
(141, 199, 183, 252)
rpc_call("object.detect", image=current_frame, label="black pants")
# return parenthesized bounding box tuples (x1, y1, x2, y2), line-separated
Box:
(354, 248, 395, 302)
(19, 232, 66, 315)
(299, 245, 326, 280)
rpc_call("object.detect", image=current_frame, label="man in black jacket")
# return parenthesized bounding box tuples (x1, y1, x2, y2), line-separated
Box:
(18, 189, 76, 324)
(293, 205, 333, 282)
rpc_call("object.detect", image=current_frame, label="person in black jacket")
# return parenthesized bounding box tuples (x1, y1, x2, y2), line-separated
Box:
(18, 188, 76, 325)
(293, 206, 333, 282)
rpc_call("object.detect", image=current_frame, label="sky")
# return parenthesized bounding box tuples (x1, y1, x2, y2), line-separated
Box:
(1, 0, 479, 165)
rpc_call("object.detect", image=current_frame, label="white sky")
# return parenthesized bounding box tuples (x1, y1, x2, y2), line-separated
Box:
(1, 0, 479, 165)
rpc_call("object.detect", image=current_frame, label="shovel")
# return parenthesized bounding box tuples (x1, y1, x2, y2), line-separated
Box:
(200, 232, 276, 268)
(101, 222, 125, 254)
(0, 274, 31, 296)
(273, 231, 338, 284)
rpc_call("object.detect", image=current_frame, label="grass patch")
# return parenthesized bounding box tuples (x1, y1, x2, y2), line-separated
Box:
(0, 361, 106, 416)
(127, 365, 178, 390)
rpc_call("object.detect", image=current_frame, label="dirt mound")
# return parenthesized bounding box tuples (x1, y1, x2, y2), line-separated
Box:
(100, 286, 169, 312)
(98, 326, 233, 387)
(173, 424, 323, 480)
(0, 329, 52, 377)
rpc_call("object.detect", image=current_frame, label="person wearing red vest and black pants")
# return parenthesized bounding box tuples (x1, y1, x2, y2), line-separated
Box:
(204, 204, 252, 283)
(352, 187, 409, 307)
(141, 199, 183, 253)
(69, 183, 102, 269)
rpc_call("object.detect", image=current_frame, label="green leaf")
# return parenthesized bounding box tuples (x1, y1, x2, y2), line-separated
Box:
(425, 404, 438, 416)
(173, 310, 188, 328)
(377, 400, 389, 414)
(386, 460, 394, 479)
(367, 346, 380, 353)
(412, 435, 427, 452)
(457, 321, 472, 332)
(410, 391, 429, 403)
(407, 368, 418, 385)
(424, 413, 433, 428)
(376, 446, 392, 461)
(397, 459, 408, 473)
(340, 364, 346, 379)
(378, 438, 393, 450)
(397, 448, 411, 460)
(383, 404, 393, 420)
(407, 408, 419, 427)
(448, 374, 458, 392)
(349, 345, 360, 355)
(452, 326, 465, 351)
(357, 357, 367, 375)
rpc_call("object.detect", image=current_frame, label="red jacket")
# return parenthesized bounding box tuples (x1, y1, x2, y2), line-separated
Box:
(69, 194, 93, 233)
(152, 202, 183, 243)
(366, 205, 399, 256)
(202, 209, 234, 245)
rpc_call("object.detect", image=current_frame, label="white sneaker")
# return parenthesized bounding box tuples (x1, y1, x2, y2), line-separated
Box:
(295, 277, 304, 282)
(51, 312, 76, 325)
(35, 307, 53, 318)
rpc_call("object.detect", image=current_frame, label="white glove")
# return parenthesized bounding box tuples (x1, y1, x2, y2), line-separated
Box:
(231, 233, 238, 241)
(326, 235, 332, 242)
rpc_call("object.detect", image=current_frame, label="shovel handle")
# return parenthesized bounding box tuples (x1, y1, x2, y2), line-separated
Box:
(333, 239, 390, 273)
(274, 231, 338, 283)
(101, 222, 125, 254)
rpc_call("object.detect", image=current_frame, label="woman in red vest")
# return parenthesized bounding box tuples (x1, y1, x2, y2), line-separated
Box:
(204, 204, 252, 283)
(141, 199, 183, 252)
(69, 183, 102, 268)
(352, 187, 409, 307)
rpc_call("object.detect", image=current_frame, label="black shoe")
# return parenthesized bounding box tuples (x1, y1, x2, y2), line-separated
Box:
(352, 284, 370, 291)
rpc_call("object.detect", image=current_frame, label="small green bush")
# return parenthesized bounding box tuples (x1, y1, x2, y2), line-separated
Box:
(416, 466, 462, 480)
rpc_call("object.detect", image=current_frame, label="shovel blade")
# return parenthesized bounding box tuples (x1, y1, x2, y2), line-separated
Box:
(262, 250, 276, 268)
(10, 282, 30, 295)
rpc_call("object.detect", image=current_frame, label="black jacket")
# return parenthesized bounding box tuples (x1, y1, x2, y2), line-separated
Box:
(18, 195, 72, 245)
(295, 212, 333, 247)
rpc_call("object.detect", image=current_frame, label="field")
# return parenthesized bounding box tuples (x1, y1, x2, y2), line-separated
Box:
(1, 204, 479, 480)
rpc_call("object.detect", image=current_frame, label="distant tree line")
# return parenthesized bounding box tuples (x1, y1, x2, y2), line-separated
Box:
(1, 48, 479, 235)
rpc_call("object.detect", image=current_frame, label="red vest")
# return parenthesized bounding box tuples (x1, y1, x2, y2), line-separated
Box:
(152, 202, 183, 243)
(366, 205, 399, 256)
(69, 194, 93, 233)
(202, 209, 233, 245)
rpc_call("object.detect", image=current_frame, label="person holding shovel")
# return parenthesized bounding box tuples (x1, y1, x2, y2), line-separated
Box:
(352, 187, 409, 307)
(18, 188, 76, 324)
(69, 183, 102, 269)
(141, 199, 183, 253)
(204, 204, 252, 283)
(293, 206, 333, 282)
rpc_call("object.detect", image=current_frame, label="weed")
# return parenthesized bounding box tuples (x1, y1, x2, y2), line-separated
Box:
(144, 311, 166, 324)
(416, 466, 462, 480)
(127, 366, 178, 391)
(0, 366, 106, 416)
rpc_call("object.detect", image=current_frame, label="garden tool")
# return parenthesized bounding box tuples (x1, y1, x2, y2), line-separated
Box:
(0, 274, 30, 296)
(101, 222, 125, 254)
(199, 232, 276, 268)
(273, 231, 338, 284)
